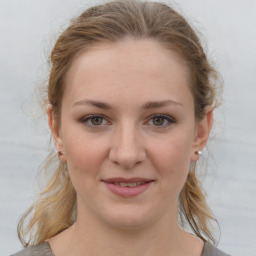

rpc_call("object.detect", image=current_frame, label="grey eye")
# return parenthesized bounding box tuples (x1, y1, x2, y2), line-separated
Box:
(80, 115, 108, 127)
(148, 115, 175, 128)
(90, 117, 104, 126)
(152, 116, 166, 126)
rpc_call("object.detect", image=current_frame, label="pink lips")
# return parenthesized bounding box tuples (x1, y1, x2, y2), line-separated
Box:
(102, 177, 154, 197)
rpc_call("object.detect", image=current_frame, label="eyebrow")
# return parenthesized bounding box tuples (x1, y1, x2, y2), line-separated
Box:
(142, 99, 183, 109)
(72, 99, 183, 109)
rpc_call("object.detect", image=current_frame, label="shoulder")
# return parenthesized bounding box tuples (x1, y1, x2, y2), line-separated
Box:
(11, 242, 54, 256)
(202, 242, 231, 256)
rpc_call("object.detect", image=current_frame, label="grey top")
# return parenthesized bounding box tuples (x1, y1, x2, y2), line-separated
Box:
(11, 241, 230, 256)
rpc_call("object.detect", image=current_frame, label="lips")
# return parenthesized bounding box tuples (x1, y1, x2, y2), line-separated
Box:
(102, 177, 154, 197)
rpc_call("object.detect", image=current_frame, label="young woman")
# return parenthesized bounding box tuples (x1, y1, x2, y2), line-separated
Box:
(13, 0, 229, 255)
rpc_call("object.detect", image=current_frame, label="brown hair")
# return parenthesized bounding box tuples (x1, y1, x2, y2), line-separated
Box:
(18, 0, 222, 247)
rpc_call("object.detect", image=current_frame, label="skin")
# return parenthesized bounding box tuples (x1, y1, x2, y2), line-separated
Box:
(47, 38, 213, 256)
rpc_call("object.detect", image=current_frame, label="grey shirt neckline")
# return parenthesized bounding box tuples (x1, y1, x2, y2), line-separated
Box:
(11, 240, 230, 256)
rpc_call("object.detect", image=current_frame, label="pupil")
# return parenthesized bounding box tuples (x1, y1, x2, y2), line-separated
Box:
(153, 117, 164, 126)
(91, 117, 102, 125)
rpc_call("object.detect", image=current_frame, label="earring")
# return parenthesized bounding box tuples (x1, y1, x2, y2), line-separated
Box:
(57, 151, 66, 161)
(196, 150, 202, 156)
(57, 151, 63, 158)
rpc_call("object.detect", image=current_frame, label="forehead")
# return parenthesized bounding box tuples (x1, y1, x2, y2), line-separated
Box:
(64, 38, 193, 105)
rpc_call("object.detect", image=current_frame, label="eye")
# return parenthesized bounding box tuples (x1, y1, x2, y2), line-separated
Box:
(148, 114, 175, 127)
(80, 115, 109, 127)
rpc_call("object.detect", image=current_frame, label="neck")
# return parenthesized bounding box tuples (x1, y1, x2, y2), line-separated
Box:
(70, 223, 183, 256)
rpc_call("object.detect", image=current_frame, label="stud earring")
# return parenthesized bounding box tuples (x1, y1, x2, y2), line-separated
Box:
(196, 150, 202, 156)
(57, 151, 63, 157)
(57, 151, 65, 161)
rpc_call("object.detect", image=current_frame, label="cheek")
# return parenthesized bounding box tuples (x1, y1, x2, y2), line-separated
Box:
(66, 138, 106, 171)
(63, 134, 109, 202)
(61, 127, 109, 184)
(149, 133, 193, 186)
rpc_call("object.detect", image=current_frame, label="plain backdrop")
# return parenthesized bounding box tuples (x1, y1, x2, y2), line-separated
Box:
(0, 0, 256, 255)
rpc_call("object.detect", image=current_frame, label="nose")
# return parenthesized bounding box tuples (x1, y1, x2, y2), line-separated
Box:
(109, 123, 146, 169)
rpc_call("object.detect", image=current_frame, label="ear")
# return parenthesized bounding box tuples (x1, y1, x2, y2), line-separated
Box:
(47, 104, 66, 162)
(190, 107, 213, 162)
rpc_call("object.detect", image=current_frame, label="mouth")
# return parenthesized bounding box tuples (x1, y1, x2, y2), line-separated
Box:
(102, 178, 154, 197)
(111, 181, 149, 187)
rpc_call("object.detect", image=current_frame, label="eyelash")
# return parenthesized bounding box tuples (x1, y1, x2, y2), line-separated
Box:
(79, 114, 175, 129)
(147, 114, 175, 128)
(80, 114, 109, 128)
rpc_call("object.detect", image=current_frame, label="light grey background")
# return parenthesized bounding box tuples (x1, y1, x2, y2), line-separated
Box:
(1, 0, 256, 255)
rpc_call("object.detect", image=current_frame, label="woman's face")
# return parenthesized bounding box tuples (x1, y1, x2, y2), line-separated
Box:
(49, 38, 212, 229)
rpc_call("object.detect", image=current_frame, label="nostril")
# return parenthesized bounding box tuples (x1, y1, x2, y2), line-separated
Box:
(110, 155, 143, 169)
